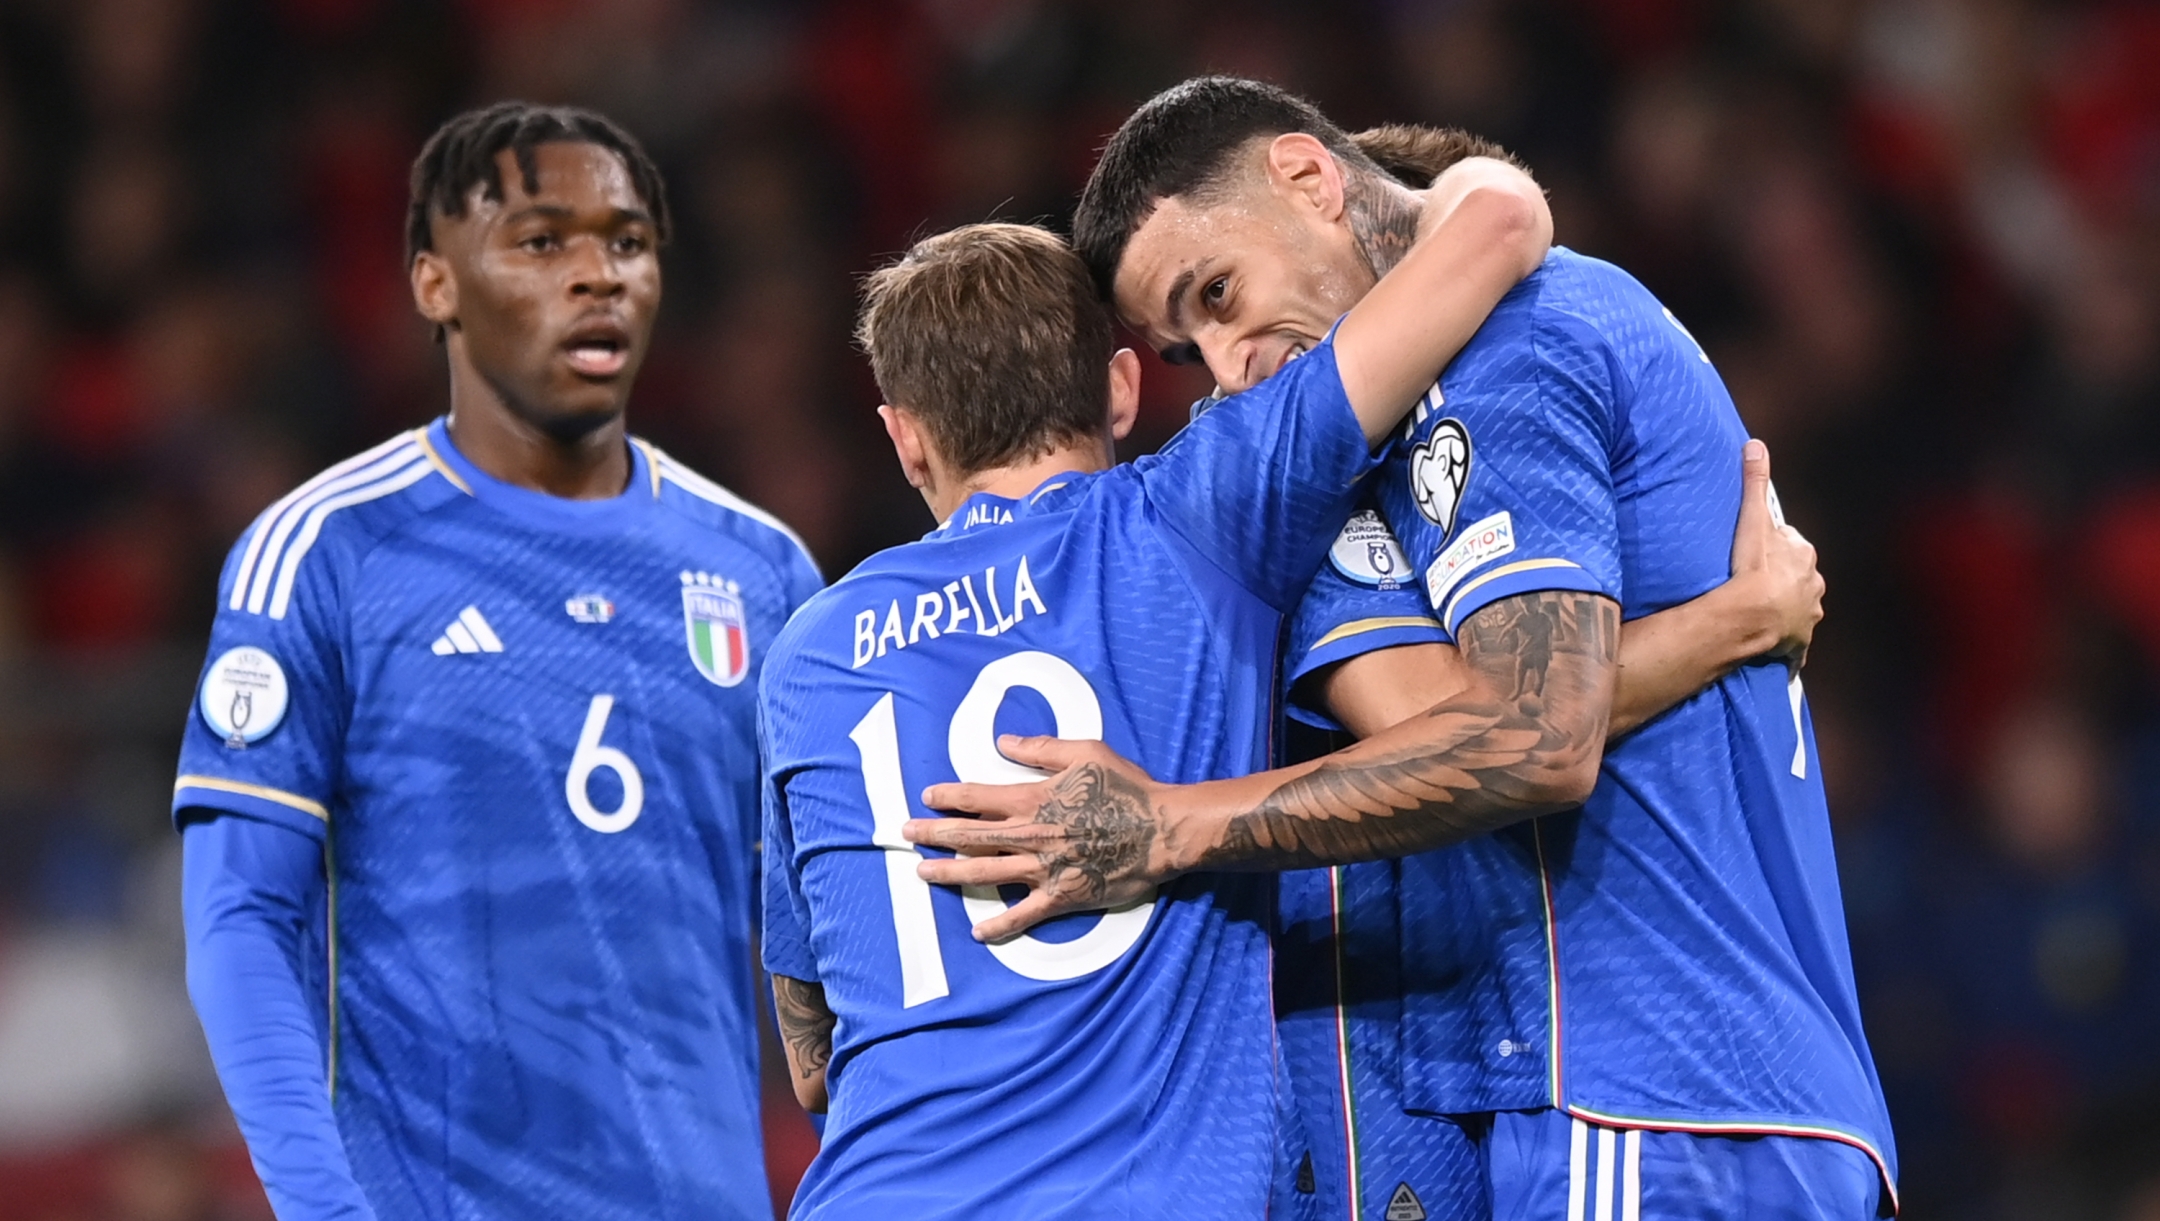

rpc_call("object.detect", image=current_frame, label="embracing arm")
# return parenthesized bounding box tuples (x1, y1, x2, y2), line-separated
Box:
(1189, 589, 1616, 868)
(771, 974, 834, 1114)
(1606, 439, 1818, 734)
(1333, 158, 1551, 445)
(908, 589, 1618, 938)
(1607, 584, 1791, 736)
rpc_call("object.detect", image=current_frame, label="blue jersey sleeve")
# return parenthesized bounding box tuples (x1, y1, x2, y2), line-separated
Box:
(1406, 307, 1623, 635)
(183, 816, 377, 1221)
(757, 532, 827, 972)
(173, 520, 351, 840)
(759, 671, 819, 984)
(1284, 503, 1448, 729)
(1138, 337, 1382, 612)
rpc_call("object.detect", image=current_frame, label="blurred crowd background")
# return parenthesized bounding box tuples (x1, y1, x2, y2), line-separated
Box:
(1, 0, 2158, 1217)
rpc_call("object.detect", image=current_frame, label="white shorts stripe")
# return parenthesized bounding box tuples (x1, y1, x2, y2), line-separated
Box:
(230, 433, 416, 610)
(1594, 1126, 1617, 1221)
(1567, 1117, 1589, 1221)
(1621, 1129, 1641, 1221)
(243, 442, 422, 613)
(266, 458, 434, 619)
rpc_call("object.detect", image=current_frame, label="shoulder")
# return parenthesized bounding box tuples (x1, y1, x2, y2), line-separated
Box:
(635, 439, 822, 584)
(779, 537, 934, 643)
(220, 428, 467, 622)
(1443, 250, 1646, 399)
(1526, 249, 1667, 343)
(759, 550, 917, 716)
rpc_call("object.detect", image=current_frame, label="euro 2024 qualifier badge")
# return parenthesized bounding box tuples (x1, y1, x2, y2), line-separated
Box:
(681, 571, 750, 687)
(200, 646, 290, 748)
(1410, 417, 1473, 536)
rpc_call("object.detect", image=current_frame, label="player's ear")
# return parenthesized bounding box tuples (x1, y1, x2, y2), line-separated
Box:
(411, 251, 458, 332)
(1105, 348, 1141, 443)
(1265, 132, 1348, 225)
(878, 404, 932, 491)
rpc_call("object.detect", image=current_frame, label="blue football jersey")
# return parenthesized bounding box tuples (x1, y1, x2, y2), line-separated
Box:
(1372, 249, 1898, 1200)
(760, 342, 1378, 1220)
(173, 419, 820, 1221)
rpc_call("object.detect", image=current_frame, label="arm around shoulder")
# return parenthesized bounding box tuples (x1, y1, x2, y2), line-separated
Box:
(1334, 158, 1552, 446)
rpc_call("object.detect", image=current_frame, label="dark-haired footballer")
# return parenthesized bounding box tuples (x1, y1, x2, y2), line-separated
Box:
(918, 78, 1896, 1221)
(174, 103, 818, 1221)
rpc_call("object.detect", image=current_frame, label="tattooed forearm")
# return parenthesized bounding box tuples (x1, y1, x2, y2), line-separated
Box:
(1205, 591, 1620, 869)
(1348, 174, 1424, 280)
(772, 974, 835, 1081)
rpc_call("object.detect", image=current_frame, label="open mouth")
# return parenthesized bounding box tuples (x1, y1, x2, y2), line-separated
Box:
(562, 318, 632, 378)
(1271, 341, 1309, 378)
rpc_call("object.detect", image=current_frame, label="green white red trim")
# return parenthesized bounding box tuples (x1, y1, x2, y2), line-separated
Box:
(1533, 820, 1901, 1214)
(1330, 866, 1362, 1220)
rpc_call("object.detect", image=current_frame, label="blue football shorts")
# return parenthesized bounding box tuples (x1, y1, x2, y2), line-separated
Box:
(1475, 1108, 1888, 1221)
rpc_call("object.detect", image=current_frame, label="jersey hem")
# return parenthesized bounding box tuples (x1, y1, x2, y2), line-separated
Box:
(1560, 1103, 1899, 1215)
(1294, 617, 1451, 680)
(1438, 559, 1608, 634)
(762, 948, 821, 984)
(173, 777, 330, 840)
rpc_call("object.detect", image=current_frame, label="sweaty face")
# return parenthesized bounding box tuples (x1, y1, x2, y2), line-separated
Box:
(433, 142, 661, 439)
(1111, 186, 1373, 396)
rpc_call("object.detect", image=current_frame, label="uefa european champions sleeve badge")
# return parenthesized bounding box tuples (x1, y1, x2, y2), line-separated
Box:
(200, 646, 290, 748)
(682, 571, 751, 687)
(1328, 509, 1412, 589)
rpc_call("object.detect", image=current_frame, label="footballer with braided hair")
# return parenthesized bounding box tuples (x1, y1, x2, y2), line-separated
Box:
(176, 102, 819, 1221)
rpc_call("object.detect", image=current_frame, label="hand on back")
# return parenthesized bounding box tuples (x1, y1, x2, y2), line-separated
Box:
(1728, 440, 1823, 665)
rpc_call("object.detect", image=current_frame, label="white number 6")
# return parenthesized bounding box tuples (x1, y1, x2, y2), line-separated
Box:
(567, 694, 645, 833)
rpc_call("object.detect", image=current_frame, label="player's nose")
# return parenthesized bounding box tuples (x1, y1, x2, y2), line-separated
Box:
(1199, 333, 1257, 395)
(566, 238, 624, 299)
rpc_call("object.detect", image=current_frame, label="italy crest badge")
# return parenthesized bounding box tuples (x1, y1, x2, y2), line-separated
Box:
(681, 571, 750, 687)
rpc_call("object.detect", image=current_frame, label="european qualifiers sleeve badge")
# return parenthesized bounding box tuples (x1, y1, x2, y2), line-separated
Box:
(200, 646, 290, 748)
(1408, 416, 1473, 536)
(680, 570, 751, 687)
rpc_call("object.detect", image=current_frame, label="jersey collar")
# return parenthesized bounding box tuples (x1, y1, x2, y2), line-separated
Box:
(935, 471, 1093, 538)
(424, 417, 655, 535)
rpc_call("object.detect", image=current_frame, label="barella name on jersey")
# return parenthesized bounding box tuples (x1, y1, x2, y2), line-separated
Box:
(852, 556, 1049, 669)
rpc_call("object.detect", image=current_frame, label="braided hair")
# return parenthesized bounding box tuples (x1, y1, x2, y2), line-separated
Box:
(405, 100, 671, 267)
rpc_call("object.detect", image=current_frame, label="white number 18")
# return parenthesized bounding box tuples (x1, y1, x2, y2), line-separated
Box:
(848, 650, 1157, 1008)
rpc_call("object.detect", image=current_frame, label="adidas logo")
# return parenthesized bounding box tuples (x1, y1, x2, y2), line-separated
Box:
(1385, 1182, 1427, 1221)
(430, 605, 504, 655)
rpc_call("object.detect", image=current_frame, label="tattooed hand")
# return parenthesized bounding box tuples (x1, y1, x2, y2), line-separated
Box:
(906, 737, 1173, 943)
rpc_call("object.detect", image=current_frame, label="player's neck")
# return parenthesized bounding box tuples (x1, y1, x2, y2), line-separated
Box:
(929, 439, 1112, 524)
(1349, 175, 1424, 281)
(444, 370, 632, 501)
